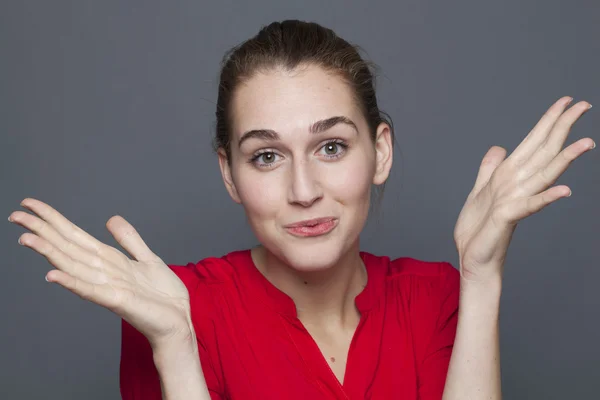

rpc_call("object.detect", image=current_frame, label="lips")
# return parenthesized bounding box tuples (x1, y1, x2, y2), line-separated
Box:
(284, 217, 338, 237)
(284, 217, 336, 228)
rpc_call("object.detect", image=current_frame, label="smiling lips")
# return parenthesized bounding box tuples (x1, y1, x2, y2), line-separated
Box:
(284, 217, 338, 237)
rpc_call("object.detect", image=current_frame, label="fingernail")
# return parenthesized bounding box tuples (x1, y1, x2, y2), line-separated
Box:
(565, 97, 574, 105)
(591, 141, 596, 149)
(8, 215, 12, 222)
(45, 276, 50, 282)
(567, 190, 572, 197)
(18, 237, 23, 245)
(588, 103, 593, 109)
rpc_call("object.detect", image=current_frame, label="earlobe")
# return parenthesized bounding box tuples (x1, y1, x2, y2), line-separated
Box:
(217, 149, 242, 204)
(372, 123, 393, 185)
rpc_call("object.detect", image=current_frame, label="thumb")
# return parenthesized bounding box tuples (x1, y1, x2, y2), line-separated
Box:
(470, 146, 507, 196)
(106, 215, 158, 263)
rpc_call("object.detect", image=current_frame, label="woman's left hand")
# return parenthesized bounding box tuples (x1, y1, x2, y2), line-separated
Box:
(453, 96, 595, 282)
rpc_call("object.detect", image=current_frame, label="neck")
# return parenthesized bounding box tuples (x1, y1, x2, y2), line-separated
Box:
(251, 243, 367, 329)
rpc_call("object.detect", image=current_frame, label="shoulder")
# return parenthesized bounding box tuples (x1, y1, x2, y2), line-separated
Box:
(363, 253, 460, 350)
(166, 249, 252, 324)
(361, 251, 460, 307)
(362, 251, 459, 283)
(166, 249, 250, 289)
(166, 250, 253, 338)
(389, 256, 460, 291)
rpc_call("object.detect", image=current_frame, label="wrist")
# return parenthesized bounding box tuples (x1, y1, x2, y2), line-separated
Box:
(149, 326, 210, 400)
(459, 274, 502, 315)
(459, 259, 503, 290)
(152, 334, 199, 369)
(148, 313, 196, 348)
(151, 323, 198, 362)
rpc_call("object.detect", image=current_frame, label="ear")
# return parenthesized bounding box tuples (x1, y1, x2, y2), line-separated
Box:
(372, 122, 393, 185)
(217, 148, 242, 204)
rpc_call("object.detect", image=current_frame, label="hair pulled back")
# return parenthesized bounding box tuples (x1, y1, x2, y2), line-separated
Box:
(213, 20, 394, 163)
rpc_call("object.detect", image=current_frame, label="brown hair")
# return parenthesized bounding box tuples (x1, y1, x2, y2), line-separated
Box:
(213, 20, 395, 163)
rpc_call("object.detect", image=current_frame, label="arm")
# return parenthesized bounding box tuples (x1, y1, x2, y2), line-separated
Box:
(414, 263, 501, 400)
(442, 274, 502, 400)
(121, 319, 224, 400)
(445, 97, 593, 398)
(152, 329, 213, 400)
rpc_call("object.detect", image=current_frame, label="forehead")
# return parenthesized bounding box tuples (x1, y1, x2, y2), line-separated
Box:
(230, 64, 362, 139)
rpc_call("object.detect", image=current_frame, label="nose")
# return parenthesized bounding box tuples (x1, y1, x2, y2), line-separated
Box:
(287, 158, 323, 207)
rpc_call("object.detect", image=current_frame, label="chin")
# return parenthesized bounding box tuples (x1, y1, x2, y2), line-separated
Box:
(263, 232, 357, 272)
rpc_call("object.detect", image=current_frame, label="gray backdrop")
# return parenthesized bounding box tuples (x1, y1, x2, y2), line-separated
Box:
(1, 0, 599, 399)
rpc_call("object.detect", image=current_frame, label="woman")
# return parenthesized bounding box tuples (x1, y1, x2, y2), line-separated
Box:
(8, 20, 594, 399)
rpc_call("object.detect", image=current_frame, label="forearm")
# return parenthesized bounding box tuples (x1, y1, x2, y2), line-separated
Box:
(152, 332, 212, 400)
(442, 274, 502, 400)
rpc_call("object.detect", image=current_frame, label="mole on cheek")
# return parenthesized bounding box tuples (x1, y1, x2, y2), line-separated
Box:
(330, 357, 336, 363)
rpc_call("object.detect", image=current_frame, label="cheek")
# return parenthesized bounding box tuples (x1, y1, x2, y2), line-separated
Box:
(324, 150, 375, 205)
(234, 168, 285, 220)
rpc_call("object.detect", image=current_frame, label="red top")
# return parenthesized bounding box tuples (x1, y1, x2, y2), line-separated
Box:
(120, 249, 460, 400)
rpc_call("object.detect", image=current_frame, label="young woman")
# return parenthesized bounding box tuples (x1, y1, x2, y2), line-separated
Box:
(9, 20, 594, 400)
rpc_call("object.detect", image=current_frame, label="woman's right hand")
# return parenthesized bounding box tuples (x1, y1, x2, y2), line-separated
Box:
(9, 198, 194, 349)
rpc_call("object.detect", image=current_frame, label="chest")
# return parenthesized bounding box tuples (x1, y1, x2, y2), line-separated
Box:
(305, 325, 355, 385)
(215, 310, 419, 400)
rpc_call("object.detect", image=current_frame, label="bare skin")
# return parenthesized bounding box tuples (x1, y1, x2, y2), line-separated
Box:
(306, 321, 357, 383)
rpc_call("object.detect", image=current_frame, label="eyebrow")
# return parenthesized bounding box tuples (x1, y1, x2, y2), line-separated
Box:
(237, 116, 359, 148)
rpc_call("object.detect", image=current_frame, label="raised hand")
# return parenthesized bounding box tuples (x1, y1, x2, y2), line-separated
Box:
(8, 198, 193, 349)
(453, 96, 595, 282)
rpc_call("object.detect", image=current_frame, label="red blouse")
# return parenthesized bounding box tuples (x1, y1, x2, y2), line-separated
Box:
(120, 249, 460, 399)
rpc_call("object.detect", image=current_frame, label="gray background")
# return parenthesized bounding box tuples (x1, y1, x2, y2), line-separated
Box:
(1, 0, 599, 398)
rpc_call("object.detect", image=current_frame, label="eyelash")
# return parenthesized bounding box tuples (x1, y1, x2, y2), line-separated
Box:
(249, 139, 349, 168)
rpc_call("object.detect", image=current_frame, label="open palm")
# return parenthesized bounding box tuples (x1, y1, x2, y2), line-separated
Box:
(9, 198, 192, 348)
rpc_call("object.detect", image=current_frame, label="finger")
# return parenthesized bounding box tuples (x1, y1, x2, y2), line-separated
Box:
(106, 215, 159, 263)
(520, 138, 595, 195)
(507, 96, 573, 165)
(18, 198, 114, 259)
(470, 146, 507, 197)
(9, 210, 102, 267)
(519, 101, 592, 171)
(495, 185, 571, 224)
(541, 101, 592, 155)
(19, 232, 108, 283)
(46, 269, 118, 309)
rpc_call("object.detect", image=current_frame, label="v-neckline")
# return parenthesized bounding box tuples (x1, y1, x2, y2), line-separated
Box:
(238, 248, 386, 398)
(293, 311, 368, 395)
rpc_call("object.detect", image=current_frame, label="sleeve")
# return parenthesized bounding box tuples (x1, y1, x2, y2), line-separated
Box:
(416, 262, 460, 400)
(119, 264, 225, 400)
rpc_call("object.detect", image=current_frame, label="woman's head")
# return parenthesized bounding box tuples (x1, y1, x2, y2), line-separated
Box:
(215, 20, 394, 271)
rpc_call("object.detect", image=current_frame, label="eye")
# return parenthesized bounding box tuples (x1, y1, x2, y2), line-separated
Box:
(250, 151, 281, 168)
(318, 140, 348, 159)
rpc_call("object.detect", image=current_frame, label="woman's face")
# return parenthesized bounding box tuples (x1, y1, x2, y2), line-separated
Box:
(219, 64, 393, 271)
